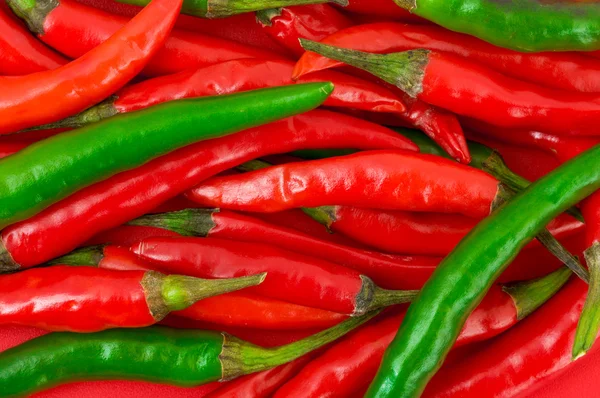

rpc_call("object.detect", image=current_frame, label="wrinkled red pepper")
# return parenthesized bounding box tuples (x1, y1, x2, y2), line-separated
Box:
(1, 110, 414, 270)
(256, 4, 353, 57)
(0, 8, 66, 75)
(293, 22, 600, 92)
(25, 0, 282, 77)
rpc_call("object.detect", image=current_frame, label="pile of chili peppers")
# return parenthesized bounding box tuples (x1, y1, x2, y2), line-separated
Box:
(1, 0, 600, 396)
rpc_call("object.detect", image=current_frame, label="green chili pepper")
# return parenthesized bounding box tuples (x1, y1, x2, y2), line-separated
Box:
(293, 128, 583, 222)
(365, 143, 600, 397)
(394, 0, 600, 52)
(0, 310, 378, 397)
(0, 83, 332, 230)
(114, 0, 347, 18)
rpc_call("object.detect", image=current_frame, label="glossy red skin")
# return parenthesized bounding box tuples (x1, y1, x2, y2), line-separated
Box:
(258, 5, 352, 57)
(206, 355, 313, 398)
(40, 0, 281, 77)
(114, 58, 407, 115)
(421, 52, 600, 135)
(0, 9, 66, 75)
(187, 150, 500, 218)
(329, 207, 584, 256)
(77, 0, 286, 53)
(423, 279, 586, 398)
(130, 236, 364, 314)
(293, 22, 600, 92)
(0, 266, 154, 332)
(2, 110, 413, 269)
(207, 210, 440, 290)
(277, 286, 517, 397)
(343, 0, 424, 21)
(0, 0, 179, 134)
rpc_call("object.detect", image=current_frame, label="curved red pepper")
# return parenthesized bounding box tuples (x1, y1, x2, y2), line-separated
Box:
(97, 246, 346, 330)
(325, 207, 584, 256)
(0, 9, 66, 75)
(37, 0, 282, 77)
(256, 5, 352, 57)
(1, 110, 413, 269)
(186, 150, 500, 218)
(0, 266, 154, 332)
(129, 236, 367, 315)
(293, 22, 600, 92)
(276, 285, 519, 398)
(0, 0, 180, 134)
(205, 355, 314, 398)
(422, 279, 587, 398)
(112, 59, 407, 116)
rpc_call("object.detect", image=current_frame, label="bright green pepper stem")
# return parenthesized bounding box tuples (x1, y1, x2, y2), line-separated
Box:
(366, 141, 600, 397)
(572, 243, 600, 360)
(219, 309, 380, 380)
(0, 82, 333, 232)
(300, 38, 429, 98)
(47, 245, 105, 267)
(22, 98, 119, 132)
(502, 266, 572, 321)
(393, 0, 600, 52)
(115, 0, 347, 18)
(154, 272, 266, 315)
(129, 208, 217, 237)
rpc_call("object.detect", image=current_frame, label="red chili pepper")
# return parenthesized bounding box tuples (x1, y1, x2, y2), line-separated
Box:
(76, 0, 287, 53)
(422, 279, 586, 397)
(293, 22, 600, 92)
(0, 110, 412, 270)
(256, 5, 353, 57)
(39, 58, 407, 130)
(276, 267, 572, 397)
(0, 0, 179, 134)
(129, 236, 417, 315)
(22, 0, 282, 78)
(315, 206, 584, 257)
(0, 8, 66, 75)
(0, 265, 265, 332)
(186, 150, 501, 218)
(128, 208, 441, 291)
(206, 355, 314, 398)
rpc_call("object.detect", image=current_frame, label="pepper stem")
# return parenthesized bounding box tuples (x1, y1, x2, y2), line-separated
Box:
(236, 159, 272, 172)
(160, 273, 267, 312)
(573, 243, 600, 360)
(128, 208, 217, 237)
(302, 206, 337, 230)
(219, 309, 380, 380)
(20, 98, 119, 132)
(255, 7, 282, 26)
(353, 275, 418, 316)
(205, 0, 348, 18)
(299, 39, 430, 98)
(502, 266, 572, 320)
(6, 0, 58, 34)
(535, 229, 589, 283)
(47, 245, 105, 266)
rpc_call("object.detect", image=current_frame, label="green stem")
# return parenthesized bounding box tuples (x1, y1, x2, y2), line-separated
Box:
(502, 266, 572, 320)
(219, 309, 380, 380)
(236, 159, 272, 172)
(205, 0, 348, 18)
(255, 7, 282, 26)
(299, 38, 429, 98)
(129, 208, 217, 237)
(160, 273, 267, 312)
(535, 229, 589, 283)
(47, 245, 105, 266)
(573, 243, 600, 359)
(7, 0, 57, 34)
(21, 98, 118, 132)
(301, 206, 336, 230)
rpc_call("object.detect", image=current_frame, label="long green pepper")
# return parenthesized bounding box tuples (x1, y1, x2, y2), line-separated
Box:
(0, 312, 377, 397)
(366, 143, 600, 397)
(394, 0, 600, 52)
(0, 83, 332, 230)
(114, 0, 347, 18)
